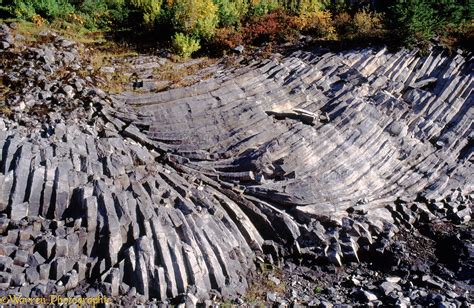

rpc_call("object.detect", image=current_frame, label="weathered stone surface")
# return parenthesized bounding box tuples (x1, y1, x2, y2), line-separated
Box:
(10, 202, 28, 221)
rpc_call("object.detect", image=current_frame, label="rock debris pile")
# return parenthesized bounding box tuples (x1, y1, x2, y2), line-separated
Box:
(0, 23, 472, 305)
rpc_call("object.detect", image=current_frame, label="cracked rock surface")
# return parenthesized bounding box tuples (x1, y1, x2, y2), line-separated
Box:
(0, 23, 472, 305)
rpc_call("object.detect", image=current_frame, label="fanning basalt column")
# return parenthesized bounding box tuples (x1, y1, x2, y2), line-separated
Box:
(0, 23, 472, 303)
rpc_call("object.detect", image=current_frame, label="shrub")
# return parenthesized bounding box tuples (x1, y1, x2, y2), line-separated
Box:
(248, 0, 280, 17)
(333, 11, 352, 36)
(8, 0, 36, 20)
(276, 0, 328, 14)
(439, 20, 474, 50)
(8, 0, 75, 21)
(212, 26, 243, 48)
(105, 1, 130, 26)
(353, 8, 383, 37)
(329, 0, 351, 14)
(214, 0, 248, 27)
(171, 32, 201, 57)
(292, 10, 336, 39)
(77, 0, 128, 29)
(209, 26, 243, 55)
(78, 0, 108, 28)
(245, 12, 279, 43)
(1, 0, 129, 29)
(169, 0, 219, 38)
(431, 0, 468, 27)
(245, 8, 297, 44)
(296, 0, 329, 14)
(387, 0, 473, 48)
(129, 0, 162, 27)
(32, 13, 47, 26)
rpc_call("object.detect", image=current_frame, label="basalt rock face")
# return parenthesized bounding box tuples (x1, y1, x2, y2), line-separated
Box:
(0, 23, 472, 304)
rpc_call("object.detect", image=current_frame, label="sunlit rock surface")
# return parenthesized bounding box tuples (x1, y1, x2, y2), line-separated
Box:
(0, 27, 472, 303)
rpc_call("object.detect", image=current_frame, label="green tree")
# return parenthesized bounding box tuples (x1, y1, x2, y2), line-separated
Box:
(214, 0, 248, 27)
(431, 0, 468, 27)
(168, 0, 219, 38)
(248, 0, 280, 17)
(391, 0, 436, 45)
(7, 0, 75, 20)
(129, 0, 162, 26)
(79, 0, 129, 29)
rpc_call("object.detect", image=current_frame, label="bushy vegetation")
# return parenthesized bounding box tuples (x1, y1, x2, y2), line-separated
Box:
(214, 0, 248, 27)
(390, 0, 472, 48)
(248, 0, 279, 16)
(7, 0, 75, 20)
(0, 0, 472, 56)
(353, 9, 383, 37)
(292, 10, 336, 39)
(391, 0, 437, 45)
(129, 0, 161, 27)
(171, 32, 200, 57)
(169, 0, 219, 38)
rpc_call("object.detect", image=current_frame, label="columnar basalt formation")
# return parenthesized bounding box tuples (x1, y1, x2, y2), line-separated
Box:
(0, 24, 472, 304)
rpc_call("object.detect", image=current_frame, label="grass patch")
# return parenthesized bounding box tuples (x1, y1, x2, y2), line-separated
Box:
(1, 18, 105, 44)
(1, 18, 142, 95)
(0, 76, 9, 110)
(152, 57, 216, 91)
(0, 106, 12, 116)
(88, 47, 138, 71)
(99, 71, 132, 94)
(83, 46, 139, 93)
(314, 286, 323, 294)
